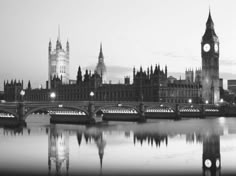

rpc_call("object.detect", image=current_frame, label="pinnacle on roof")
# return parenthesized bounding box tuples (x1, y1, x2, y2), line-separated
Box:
(206, 9, 214, 29)
(99, 42, 104, 59)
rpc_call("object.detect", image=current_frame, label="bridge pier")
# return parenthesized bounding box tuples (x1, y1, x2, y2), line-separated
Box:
(175, 104, 181, 120)
(138, 102, 146, 122)
(200, 104, 205, 119)
(16, 102, 27, 126)
(88, 102, 96, 124)
(17, 102, 25, 121)
(219, 105, 226, 117)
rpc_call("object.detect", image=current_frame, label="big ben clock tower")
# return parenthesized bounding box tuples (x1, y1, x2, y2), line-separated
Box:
(201, 10, 219, 104)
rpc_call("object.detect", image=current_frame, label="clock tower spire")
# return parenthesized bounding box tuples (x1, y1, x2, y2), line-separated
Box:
(201, 9, 219, 104)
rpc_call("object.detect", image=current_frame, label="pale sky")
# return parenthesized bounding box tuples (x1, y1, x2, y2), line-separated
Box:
(0, 0, 236, 90)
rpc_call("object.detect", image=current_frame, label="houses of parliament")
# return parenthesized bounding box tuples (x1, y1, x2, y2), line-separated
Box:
(3, 10, 223, 104)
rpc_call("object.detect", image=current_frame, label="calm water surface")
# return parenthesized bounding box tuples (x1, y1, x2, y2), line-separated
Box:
(0, 115, 236, 176)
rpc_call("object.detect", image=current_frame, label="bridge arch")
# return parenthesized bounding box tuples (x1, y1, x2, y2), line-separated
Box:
(179, 104, 201, 112)
(146, 103, 176, 112)
(24, 105, 89, 120)
(0, 108, 18, 118)
(94, 104, 141, 115)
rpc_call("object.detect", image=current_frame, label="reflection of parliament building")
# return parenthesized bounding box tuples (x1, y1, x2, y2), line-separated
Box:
(48, 128, 69, 175)
(48, 129, 106, 175)
(133, 132, 168, 147)
(3, 10, 223, 104)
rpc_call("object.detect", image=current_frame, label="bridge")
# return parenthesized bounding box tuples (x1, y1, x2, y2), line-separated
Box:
(0, 100, 233, 125)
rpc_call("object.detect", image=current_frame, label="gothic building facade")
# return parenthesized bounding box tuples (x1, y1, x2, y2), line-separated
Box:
(19, 64, 201, 103)
(3, 80, 23, 101)
(185, 68, 202, 83)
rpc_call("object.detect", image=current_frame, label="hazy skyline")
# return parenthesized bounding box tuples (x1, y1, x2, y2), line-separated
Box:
(0, 0, 236, 90)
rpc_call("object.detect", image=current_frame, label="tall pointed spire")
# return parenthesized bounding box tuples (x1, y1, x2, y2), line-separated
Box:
(56, 25, 62, 50)
(27, 80, 31, 90)
(100, 42, 102, 52)
(66, 39, 69, 53)
(99, 42, 104, 60)
(49, 39, 52, 53)
(206, 8, 214, 29)
(202, 8, 218, 42)
(58, 24, 60, 41)
(95, 42, 106, 81)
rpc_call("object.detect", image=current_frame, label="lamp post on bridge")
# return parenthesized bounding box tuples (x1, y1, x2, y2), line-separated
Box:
(50, 92, 56, 103)
(20, 90, 25, 102)
(188, 98, 192, 104)
(89, 91, 94, 102)
(17, 90, 26, 124)
(88, 91, 95, 123)
(200, 100, 209, 119)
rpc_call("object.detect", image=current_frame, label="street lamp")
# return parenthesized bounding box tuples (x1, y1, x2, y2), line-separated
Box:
(188, 99, 192, 104)
(20, 90, 25, 102)
(205, 100, 209, 104)
(220, 98, 223, 103)
(50, 92, 56, 102)
(90, 91, 94, 101)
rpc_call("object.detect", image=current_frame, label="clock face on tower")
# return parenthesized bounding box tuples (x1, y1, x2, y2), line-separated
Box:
(203, 43, 211, 52)
(214, 44, 218, 52)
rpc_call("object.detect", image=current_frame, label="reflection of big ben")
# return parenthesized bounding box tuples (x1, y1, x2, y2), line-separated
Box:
(202, 134, 221, 176)
(48, 127, 69, 175)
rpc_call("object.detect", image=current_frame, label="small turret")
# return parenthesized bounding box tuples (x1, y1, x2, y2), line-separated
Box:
(140, 66, 143, 73)
(49, 40, 52, 53)
(154, 64, 158, 74)
(133, 67, 136, 81)
(77, 66, 82, 84)
(165, 65, 167, 78)
(28, 80, 31, 90)
(206, 9, 214, 29)
(56, 25, 62, 50)
(66, 40, 69, 53)
(84, 69, 89, 82)
(98, 42, 104, 61)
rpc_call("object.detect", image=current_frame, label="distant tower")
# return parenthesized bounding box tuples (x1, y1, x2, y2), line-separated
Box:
(95, 43, 107, 83)
(195, 68, 202, 83)
(185, 68, 194, 82)
(201, 10, 219, 104)
(48, 26, 70, 89)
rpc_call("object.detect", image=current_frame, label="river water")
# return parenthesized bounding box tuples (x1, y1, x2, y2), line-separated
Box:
(0, 115, 236, 176)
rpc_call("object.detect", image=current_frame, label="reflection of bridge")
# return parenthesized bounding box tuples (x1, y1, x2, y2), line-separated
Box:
(0, 101, 232, 125)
